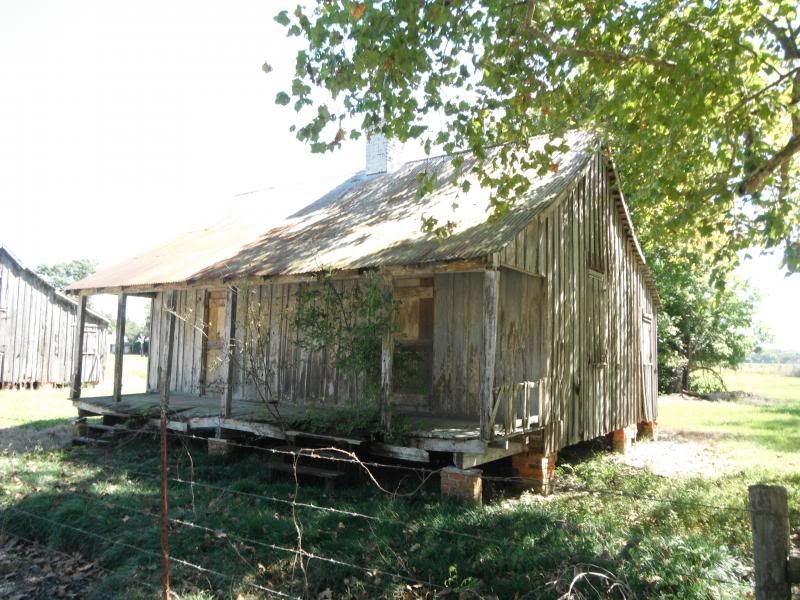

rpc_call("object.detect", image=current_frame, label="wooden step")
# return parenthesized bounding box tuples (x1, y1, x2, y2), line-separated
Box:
(72, 436, 111, 447)
(266, 458, 342, 491)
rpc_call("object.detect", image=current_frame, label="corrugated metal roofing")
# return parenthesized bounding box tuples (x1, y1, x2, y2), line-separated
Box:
(69, 131, 601, 292)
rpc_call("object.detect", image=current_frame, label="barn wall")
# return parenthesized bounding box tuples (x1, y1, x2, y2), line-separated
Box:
(0, 253, 109, 387)
(498, 151, 658, 453)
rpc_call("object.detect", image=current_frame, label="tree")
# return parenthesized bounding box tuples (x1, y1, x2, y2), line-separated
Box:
(35, 259, 97, 290)
(653, 248, 768, 392)
(273, 0, 800, 271)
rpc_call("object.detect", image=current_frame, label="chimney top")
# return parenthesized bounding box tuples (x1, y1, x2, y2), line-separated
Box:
(365, 133, 400, 174)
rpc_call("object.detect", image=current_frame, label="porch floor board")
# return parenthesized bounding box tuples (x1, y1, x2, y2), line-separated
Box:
(73, 393, 492, 449)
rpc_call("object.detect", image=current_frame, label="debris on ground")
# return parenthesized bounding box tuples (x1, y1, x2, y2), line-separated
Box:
(0, 534, 103, 599)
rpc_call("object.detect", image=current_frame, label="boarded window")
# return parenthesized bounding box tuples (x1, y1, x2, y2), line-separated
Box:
(392, 278, 433, 396)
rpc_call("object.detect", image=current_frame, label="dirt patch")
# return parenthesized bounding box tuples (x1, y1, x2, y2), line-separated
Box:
(0, 534, 103, 599)
(0, 424, 73, 454)
(614, 429, 737, 477)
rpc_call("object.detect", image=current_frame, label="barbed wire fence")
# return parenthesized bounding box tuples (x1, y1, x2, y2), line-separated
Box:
(2, 413, 798, 598)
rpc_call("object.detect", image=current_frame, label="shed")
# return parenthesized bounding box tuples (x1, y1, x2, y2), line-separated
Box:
(66, 131, 658, 495)
(0, 245, 110, 389)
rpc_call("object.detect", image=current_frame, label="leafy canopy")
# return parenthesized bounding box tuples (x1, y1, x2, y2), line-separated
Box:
(35, 259, 97, 290)
(274, 0, 800, 271)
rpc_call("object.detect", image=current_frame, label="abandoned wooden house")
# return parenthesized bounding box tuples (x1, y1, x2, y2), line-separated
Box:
(66, 131, 659, 500)
(0, 244, 110, 390)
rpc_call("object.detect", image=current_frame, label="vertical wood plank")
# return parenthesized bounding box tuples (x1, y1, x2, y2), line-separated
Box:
(479, 269, 499, 441)
(380, 276, 394, 428)
(220, 286, 238, 417)
(113, 293, 127, 401)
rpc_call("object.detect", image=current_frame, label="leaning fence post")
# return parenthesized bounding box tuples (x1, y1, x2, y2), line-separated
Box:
(748, 484, 791, 600)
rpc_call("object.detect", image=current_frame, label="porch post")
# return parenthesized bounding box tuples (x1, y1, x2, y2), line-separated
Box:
(113, 293, 127, 401)
(380, 275, 394, 429)
(221, 285, 238, 418)
(479, 269, 499, 441)
(70, 295, 88, 400)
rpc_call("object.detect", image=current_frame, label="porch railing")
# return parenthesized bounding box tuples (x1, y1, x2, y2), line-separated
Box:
(489, 378, 548, 439)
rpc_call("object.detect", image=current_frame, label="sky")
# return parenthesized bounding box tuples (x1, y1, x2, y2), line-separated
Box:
(1, 1, 798, 350)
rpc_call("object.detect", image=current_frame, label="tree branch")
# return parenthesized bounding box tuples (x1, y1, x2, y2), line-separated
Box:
(740, 134, 800, 195)
(524, 0, 677, 70)
(760, 15, 799, 59)
(728, 66, 800, 115)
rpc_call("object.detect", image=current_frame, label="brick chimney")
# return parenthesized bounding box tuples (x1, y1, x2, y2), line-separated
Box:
(365, 133, 400, 174)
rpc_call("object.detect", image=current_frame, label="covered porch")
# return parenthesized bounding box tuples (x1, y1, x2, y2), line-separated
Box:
(67, 264, 550, 478)
(73, 389, 544, 466)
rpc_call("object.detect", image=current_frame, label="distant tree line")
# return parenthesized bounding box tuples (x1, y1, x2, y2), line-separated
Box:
(747, 350, 800, 364)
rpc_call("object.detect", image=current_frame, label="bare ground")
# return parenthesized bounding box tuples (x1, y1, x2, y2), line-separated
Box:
(613, 394, 741, 477)
(613, 428, 737, 477)
(0, 424, 73, 455)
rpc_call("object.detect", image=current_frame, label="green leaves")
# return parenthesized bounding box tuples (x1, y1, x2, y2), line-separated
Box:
(273, 0, 800, 272)
(274, 92, 290, 106)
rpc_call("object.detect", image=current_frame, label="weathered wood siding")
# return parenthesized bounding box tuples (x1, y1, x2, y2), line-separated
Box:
(149, 281, 365, 404)
(431, 272, 483, 416)
(0, 252, 109, 388)
(145, 148, 657, 439)
(497, 150, 658, 453)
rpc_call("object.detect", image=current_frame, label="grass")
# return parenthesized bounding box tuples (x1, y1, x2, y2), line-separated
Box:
(722, 362, 800, 403)
(3, 439, 795, 599)
(659, 363, 800, 472)
(1, 360, 799, 598)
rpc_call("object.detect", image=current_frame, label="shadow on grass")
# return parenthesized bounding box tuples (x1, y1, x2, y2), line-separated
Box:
(0, 439, 771, 599)
(714, 402, 800, 454)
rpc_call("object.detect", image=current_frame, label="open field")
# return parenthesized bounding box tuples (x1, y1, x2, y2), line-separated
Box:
(657, 363, 800, 473)
(0, 361, 798, 598)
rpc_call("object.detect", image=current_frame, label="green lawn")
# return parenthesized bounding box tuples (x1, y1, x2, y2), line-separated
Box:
(659, 363, 800, 472)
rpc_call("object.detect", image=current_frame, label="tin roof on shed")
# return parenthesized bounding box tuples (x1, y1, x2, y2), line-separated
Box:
(68, 131, 603, 293)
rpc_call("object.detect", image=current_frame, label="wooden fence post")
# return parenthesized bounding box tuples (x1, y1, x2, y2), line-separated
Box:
(749, 484, 791, 600)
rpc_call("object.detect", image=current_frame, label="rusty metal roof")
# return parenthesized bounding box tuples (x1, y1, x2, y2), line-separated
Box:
(69, 131, 604, 292)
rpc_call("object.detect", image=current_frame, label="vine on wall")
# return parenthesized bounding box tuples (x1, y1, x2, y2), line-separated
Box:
(292, 273, 395, 405)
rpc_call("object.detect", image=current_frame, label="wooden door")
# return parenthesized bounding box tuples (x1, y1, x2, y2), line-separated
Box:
(641, 313, 656, 420)
(392, 278, 434, 412)
(202, 291, 226, 395)
(585, 272, 608, 436)
(81, 326, 98, 383)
